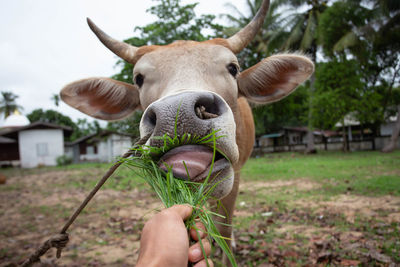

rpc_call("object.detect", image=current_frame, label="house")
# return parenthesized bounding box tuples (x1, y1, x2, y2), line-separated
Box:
(380, 114, 399, 136)
(335, 112, 400, 150)
(0, 112, 135, 167)
(65, 131, 133, 163)
(334, 114, 373, 142)
(0, 121, 72, 168)
(254, 109, 400, 155)
(256, 127, 340, 153)
(258, 132, 284, 148)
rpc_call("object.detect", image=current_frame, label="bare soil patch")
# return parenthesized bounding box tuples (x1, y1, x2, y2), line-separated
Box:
(0, 169, 161, 266)
(295, 194, 400, 223)
(234, 178, 399, 266)
(0, 168, 399, 266)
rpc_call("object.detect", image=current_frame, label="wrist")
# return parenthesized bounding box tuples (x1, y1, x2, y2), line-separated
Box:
(137, 253, 185, 267)
(136, 258, 160, 267)
(136, 253, 167, 267)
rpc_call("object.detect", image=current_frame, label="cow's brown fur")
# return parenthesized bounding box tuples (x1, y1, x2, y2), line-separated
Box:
(133, 38, 232, 64)
(60, 1, 314, 265)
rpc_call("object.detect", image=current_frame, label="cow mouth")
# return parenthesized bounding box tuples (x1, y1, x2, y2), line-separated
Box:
(157, 145, 230, 182)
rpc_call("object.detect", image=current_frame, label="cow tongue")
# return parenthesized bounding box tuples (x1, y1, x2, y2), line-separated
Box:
(158, 145, 213, 180)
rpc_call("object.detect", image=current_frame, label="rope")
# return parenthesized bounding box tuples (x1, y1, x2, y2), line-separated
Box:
(21, 234, 69, 267)
(20, 134, 151, 267)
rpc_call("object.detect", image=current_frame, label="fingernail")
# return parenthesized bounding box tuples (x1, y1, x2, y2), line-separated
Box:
(191, 248, 201, 259)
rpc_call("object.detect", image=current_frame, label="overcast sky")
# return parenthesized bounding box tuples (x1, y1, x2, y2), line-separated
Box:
(0, 0, 247, 127)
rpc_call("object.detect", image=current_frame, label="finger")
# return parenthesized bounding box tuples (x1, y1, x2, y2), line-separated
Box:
(193, 259, 214, 267)
(190, 221, 207, 240)
(188, 239, 211, 263)
(167, 204, 193, 220)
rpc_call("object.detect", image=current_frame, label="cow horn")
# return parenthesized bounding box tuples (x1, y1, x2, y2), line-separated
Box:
(87, 18, 138, 63)
(227, 0, 270, 54)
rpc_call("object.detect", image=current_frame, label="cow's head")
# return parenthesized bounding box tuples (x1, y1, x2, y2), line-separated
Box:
(61, 0, 313, 199)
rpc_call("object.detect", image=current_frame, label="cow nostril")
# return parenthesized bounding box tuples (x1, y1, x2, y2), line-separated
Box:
(194, 94, 225, 120)
(143, 109, 157, 128)
(195, 104, 219, 120)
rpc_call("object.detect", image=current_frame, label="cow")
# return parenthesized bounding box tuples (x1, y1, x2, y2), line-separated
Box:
(60, 0, 313, 265)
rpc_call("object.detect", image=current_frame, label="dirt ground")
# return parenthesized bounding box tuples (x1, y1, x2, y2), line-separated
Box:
(0, 168, 399, 266)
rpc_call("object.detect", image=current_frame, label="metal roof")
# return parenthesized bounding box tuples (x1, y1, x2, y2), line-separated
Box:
(65, 130, 133, 146)
(0, 121, 73, 139)
(260, 133, 283, 138)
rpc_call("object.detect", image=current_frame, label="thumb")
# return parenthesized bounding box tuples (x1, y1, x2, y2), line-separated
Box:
(167, 204, 193, 221)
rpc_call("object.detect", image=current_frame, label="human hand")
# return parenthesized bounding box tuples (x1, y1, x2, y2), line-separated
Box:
(136, 205, 213, 267)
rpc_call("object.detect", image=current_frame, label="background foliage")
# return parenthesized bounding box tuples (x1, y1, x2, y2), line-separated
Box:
(3, 0, 399, 149)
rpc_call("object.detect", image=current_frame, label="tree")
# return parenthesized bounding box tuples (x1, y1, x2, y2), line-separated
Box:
(51, 94, 60, 107)
(252, 86, 308, 135)
(266, 0, 328, 153)
(323, 0, 399, 60)
(106, 111, 142, 138)
(27, 109, 102, 141)
(27, 108, 76, 128)
(319, 0, 400, 152)
(112, 0, 224, 84)
(0, 91, 23, 119)
(224, 0, 286, 67)
(312, 59, 366, 151)
(76, 118, 101, 137)
(27, 109, 78, 140)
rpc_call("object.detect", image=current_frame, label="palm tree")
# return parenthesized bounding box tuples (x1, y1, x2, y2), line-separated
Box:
(273, 0, 327, 153)
(319, 0, 400, 152)
(0, 91, 23, 119)
(330, 0, 399, 55)
(321, 0, 399, 90)
(224, 0, 311, 138)
(226, 0, 327, 153)
(224, 0, 286, 68)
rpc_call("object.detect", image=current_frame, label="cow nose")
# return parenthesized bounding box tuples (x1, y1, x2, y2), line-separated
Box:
(139, 91, 230, 144)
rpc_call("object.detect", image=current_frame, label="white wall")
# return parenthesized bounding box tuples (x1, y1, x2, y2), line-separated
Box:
(110, 134, 132, 161)
(98, 134, 132, 162)
(97, 141, 108, 162)
(19, 129, 64, 168)
(99, 134, 132, 162)
(380, 122, 395, 136)
(64, 146, 74, 159)
(80, 134, 132, 163)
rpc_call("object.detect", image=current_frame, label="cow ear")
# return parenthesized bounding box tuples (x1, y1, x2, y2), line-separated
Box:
(61, 77, 140, 121)
(238, 54, 314, 104)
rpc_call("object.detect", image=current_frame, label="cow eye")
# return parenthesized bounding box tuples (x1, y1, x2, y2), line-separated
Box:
(227, 63, 239, 77)
(134, 74, 144, 87)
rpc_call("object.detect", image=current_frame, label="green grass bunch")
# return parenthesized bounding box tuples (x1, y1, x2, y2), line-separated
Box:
(121, 129, 237, 267)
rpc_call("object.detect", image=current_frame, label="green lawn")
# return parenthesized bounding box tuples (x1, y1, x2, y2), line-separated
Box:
(242, 151, 400, 196)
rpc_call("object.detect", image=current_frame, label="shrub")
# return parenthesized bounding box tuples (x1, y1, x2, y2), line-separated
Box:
(56, 155, 73, 166)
